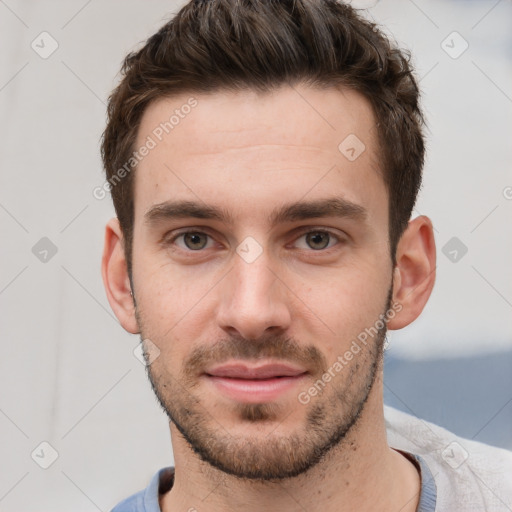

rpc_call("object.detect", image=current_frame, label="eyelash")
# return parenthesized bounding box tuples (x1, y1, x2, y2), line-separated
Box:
(164, 228, 344, 253)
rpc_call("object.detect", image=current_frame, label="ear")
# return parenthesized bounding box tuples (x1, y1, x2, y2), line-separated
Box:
(101, 218, 139, 334)
(387, 215, 436, 330)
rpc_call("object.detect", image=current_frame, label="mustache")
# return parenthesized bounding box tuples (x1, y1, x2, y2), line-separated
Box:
(182, 333, 327, 378)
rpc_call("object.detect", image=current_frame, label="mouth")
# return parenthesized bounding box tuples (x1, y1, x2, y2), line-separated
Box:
(204, 362, 308, 403)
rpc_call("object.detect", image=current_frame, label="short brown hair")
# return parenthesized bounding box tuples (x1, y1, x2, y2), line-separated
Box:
(101, 0, 425, 274)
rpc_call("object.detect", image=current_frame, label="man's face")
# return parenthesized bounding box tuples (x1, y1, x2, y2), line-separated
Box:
(130, 85, 393, 480)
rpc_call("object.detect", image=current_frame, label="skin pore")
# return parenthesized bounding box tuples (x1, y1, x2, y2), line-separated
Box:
(102, 84, 436, 512)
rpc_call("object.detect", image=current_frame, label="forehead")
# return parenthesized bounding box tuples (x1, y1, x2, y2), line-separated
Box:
(132, 85, 385, 226)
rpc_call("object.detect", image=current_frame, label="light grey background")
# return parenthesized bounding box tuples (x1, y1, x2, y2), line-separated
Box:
(0, 1, 511, 510)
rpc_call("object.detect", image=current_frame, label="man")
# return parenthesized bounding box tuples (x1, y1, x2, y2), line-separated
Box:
(100, 1, 512, 511)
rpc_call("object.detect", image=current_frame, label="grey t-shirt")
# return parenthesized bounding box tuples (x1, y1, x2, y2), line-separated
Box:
(111, 453, 436, 512)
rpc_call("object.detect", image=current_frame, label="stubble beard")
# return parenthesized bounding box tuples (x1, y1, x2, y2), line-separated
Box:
(138, 294, 390, 482)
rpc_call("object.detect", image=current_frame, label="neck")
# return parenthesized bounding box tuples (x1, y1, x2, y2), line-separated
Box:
(160, 377, 420, 512)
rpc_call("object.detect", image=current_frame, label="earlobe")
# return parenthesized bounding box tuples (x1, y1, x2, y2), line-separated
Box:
(101, 218, 140, 334)
(387, 216, 436, 330)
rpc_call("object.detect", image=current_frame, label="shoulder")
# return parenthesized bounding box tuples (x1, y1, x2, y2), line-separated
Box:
(111, 490, 145, 512)
(384, 405, 512, 512)
(110, 467, 174, 512)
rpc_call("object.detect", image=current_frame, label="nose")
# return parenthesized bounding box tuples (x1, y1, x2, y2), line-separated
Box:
(216, 252, 292, 341)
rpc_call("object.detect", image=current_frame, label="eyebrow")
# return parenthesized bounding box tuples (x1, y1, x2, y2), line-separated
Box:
(269, 197, 367, 225)
(144, 201, 235, 226)
(144, 197, 367, 228)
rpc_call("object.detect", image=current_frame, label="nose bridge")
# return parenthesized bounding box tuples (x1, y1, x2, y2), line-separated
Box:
(216, 248, 291, 339)
(234, 254, 275, 303)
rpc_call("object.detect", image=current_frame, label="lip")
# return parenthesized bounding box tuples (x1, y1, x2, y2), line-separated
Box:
(204, 362, 308, 403)
(206, 362, 307, 379)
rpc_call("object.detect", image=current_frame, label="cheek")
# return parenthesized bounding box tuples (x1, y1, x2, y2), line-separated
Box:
(133, 252, 196, 316)
(134, 267, 217, 357)
(294, 266, 390, 354)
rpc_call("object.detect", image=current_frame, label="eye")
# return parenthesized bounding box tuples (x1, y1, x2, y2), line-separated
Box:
(294, 230, 340, 251)
(172, 231, 214, 251)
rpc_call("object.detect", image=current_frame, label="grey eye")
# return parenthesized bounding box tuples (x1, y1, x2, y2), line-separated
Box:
(183, 232, 209, 250)
(305, 232, 331, 250)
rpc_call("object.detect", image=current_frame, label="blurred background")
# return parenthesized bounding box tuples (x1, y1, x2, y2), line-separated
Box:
(0, 0, 511, 510)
